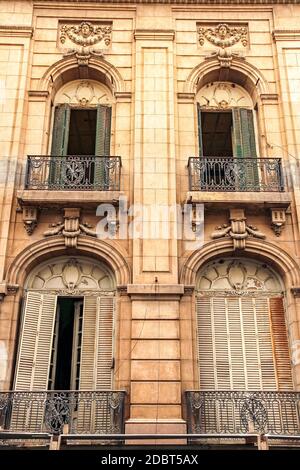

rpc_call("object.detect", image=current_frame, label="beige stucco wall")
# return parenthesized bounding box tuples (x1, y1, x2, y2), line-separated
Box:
(1, 1, 300, 434)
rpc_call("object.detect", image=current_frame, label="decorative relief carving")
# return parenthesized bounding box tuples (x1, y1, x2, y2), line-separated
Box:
(55, 80, 112, 106)
(270, 208, 287, 236)
(27, 257, 115, 292)
(205, 48, 245, 68)
(22, 207, 38, 235)
(198, 23, 248, 49)
(60, 22, 112, 48)
(197, 82, 252, 109)
(211, 209, 265, 250)
(43, 208, 97, 247)
(196, 258, 282, 294)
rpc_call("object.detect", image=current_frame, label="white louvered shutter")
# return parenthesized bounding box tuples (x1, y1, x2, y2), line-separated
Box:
(197, 295, 292, 391)
(78, 295, 114, 433)
(95, 296, 114, 390)
(14, 292, 57, 391)
(12, 292, 57, 431)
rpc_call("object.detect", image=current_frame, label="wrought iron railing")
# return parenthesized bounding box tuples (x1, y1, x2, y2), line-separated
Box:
(188, 157, 284, 192)
(186, 391, 300, 435)
(0, 390, 125, 435)
(25, 156, 121, 191)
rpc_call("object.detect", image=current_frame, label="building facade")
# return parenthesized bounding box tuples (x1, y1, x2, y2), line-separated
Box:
(0, 0, 300, 448)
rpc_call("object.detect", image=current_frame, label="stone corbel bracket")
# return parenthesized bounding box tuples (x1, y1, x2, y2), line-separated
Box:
(22, 207, 38, 235)
(0, 283, 19, 301)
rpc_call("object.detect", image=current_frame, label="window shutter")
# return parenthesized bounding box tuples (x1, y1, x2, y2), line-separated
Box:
(95, 296, 114, 390)
(269, 297, 293, 390)
(196, 295, 290, 391)
(79, 296, 97, 390)
(80, 295, 114, 390)
(94, 105, 112, 189)
(197, 103, 203, 157)
(51, 104, 70, 156)
(14, 292, 57, 391)
(78, 295, 114, 433)
(232, 108, 257, 159)
(12, 292, 57, 431)
(95, 105, 111, 156)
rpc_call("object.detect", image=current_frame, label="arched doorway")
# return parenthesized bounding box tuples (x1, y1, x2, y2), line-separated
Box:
(195, 257, 293, 391)
(14, 256, 116, 392)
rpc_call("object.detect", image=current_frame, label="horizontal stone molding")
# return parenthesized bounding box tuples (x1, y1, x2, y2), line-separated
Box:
(127, 284, 184, 299)
(0, 25, 33, 37)
(33, 0, 300, 4)
(273, 30, 300, 41)
(134, 29, 175, 41)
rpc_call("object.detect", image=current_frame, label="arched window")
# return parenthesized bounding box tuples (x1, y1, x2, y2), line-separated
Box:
(51, 80, 113, 157)
(49, 80, 113, 189)
(14, 257, 115, 392)
(196, 82, 257, 158)
(196, 258, 293, 391)
(196, 82, 260, 191)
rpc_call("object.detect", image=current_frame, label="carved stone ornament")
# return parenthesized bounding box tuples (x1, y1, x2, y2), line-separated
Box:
(198, 23, 248, 49)
(197, 82, 252, 109)
(270, 208, 286, 237)
(205, 48, 245, 68)
(196, 258, 282, 296)
(27, 257, 115, 294)
(63, 48, 104, 67)
(60, 22, 112, 48)
(22, 207, 38, 235)
(43, 208, 97, 247)
(211, 209, 265, 250)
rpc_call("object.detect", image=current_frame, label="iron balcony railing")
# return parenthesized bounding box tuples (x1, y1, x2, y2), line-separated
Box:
(186, 391, 300, 436)
(25, 155, 121, 191)
(0, 390, 126, 435)
(188, 157, 284, 192)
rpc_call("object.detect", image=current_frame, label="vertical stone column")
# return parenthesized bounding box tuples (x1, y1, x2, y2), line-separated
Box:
(132, 29, 177, 284)
(127, 16, 185, 438)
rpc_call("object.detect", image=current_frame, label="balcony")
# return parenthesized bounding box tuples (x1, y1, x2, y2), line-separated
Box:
(0, 390, 125, 437)
(187, 157, 291, 208)
(17, 155, 122, 207)
(186, 390, 300, 437)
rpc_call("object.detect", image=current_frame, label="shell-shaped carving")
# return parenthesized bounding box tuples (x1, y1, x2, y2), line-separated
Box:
(227, 262, 246, 289)
(62, 260, 81, 288)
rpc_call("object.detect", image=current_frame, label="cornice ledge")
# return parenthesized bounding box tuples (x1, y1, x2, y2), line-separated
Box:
(273, 29, 300, 41)
(134, 29, 175, 41)
(33, 1, 300, 4)
(260, 93, 279, 102)
(127, 284, 184, 297)
(291, 287, 300, 298)
(0, 25, 33, 38)
(177, 92, 196, 101)
(28, 90, 50, 100)
(114, 91, 132, 101)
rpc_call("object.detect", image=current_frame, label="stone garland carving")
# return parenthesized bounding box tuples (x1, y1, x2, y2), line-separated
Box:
(43, 208, 97, 248)
(211, 209, 265, 250)
(60, 22, 112, 48)
(198, 23, 248, 49)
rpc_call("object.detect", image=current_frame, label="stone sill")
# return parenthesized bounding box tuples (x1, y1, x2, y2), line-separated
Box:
(17, 190, 123, 208)
(187, 191, 292, 208)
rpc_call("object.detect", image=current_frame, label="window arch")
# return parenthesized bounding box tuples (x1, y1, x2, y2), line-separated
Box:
(14, 256, 116, 393)
(196, 81, 258, 158)
(50, 79, 113, 157)
(195, 257, 293, 391)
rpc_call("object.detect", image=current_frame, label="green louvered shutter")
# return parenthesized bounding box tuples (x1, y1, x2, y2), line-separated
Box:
(94, 105, 112, 190)
(197, 103, 203, 157)
(232, 108, 258, 190)
(49, 104, 71, 188)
